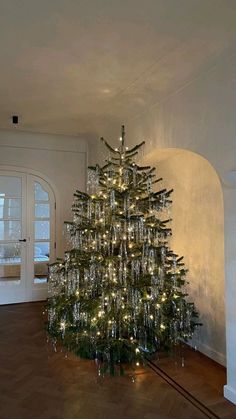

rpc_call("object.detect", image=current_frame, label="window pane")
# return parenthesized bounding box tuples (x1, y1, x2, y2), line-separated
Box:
(0, 198, 21, 220)
(35, 182, 49, 201)
(34, 221, 50, 240)
(34, 242, 50, 262)
(0, 220, 21, 240)
(0, 176, 21, 197)
(34, 263, 48, 284)
(0, 243, 21, 282)
(0, 243, 21, 264)
(35, 203, 50, 218)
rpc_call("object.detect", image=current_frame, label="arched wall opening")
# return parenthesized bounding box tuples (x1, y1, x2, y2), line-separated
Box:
(143, 148, 225, 365)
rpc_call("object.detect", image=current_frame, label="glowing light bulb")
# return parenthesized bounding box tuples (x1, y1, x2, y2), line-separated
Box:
(60, 321, 66, 330)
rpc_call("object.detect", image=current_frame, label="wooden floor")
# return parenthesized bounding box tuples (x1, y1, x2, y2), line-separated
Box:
(0, 303, 235, 419)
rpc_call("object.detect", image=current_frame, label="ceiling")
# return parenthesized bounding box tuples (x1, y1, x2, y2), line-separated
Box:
(0, 0, 236, 140)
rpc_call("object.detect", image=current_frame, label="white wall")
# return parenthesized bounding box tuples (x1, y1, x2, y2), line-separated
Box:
(122, 50, 236, 403)
(0, 129, 87, 258)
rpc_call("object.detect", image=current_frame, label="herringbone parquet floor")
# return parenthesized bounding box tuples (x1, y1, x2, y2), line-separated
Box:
(0, 302, 235, 419)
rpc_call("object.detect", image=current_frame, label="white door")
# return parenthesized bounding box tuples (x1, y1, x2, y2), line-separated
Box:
(0, 172, 55, 304)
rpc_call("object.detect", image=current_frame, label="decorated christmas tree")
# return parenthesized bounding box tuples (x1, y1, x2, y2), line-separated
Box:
(47, 126, 200, 374)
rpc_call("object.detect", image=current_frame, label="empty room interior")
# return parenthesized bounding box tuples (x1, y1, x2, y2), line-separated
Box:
(1, 1, 236, 418)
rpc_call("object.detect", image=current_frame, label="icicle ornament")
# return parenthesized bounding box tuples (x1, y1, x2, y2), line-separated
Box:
(46, 125, 201, 374)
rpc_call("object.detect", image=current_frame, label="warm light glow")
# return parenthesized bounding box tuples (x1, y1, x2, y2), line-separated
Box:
(60, 321, 66, 330)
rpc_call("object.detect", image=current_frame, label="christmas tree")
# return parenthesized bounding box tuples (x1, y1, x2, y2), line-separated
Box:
(47, 126, 200, 374)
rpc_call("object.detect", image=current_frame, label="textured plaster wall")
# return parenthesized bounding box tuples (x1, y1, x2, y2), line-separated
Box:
(144, 149, 225, 364)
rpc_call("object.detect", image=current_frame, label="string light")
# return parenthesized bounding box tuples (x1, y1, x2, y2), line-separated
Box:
(60, 321, 66, 330)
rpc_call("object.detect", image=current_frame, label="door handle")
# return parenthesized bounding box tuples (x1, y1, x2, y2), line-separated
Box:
(19, 239, 27, 242)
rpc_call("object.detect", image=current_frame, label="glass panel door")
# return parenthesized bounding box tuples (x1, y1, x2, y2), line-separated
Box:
(0, 173, 27, 304)
(0, 172, 56, 304)
(26, 175, 55, 302)
(34, 181, 51, 284)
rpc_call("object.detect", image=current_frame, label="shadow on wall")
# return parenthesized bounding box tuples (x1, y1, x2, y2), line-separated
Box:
(143, 148, 225, 366)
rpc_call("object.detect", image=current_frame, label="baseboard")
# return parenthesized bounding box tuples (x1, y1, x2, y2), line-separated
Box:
(224, 385, 236, 405)
(187, 341, 226, 367)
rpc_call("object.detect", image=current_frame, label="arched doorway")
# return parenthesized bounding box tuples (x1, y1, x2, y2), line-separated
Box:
(142, 148, 225, 365)
(0, 170, 56, 304)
